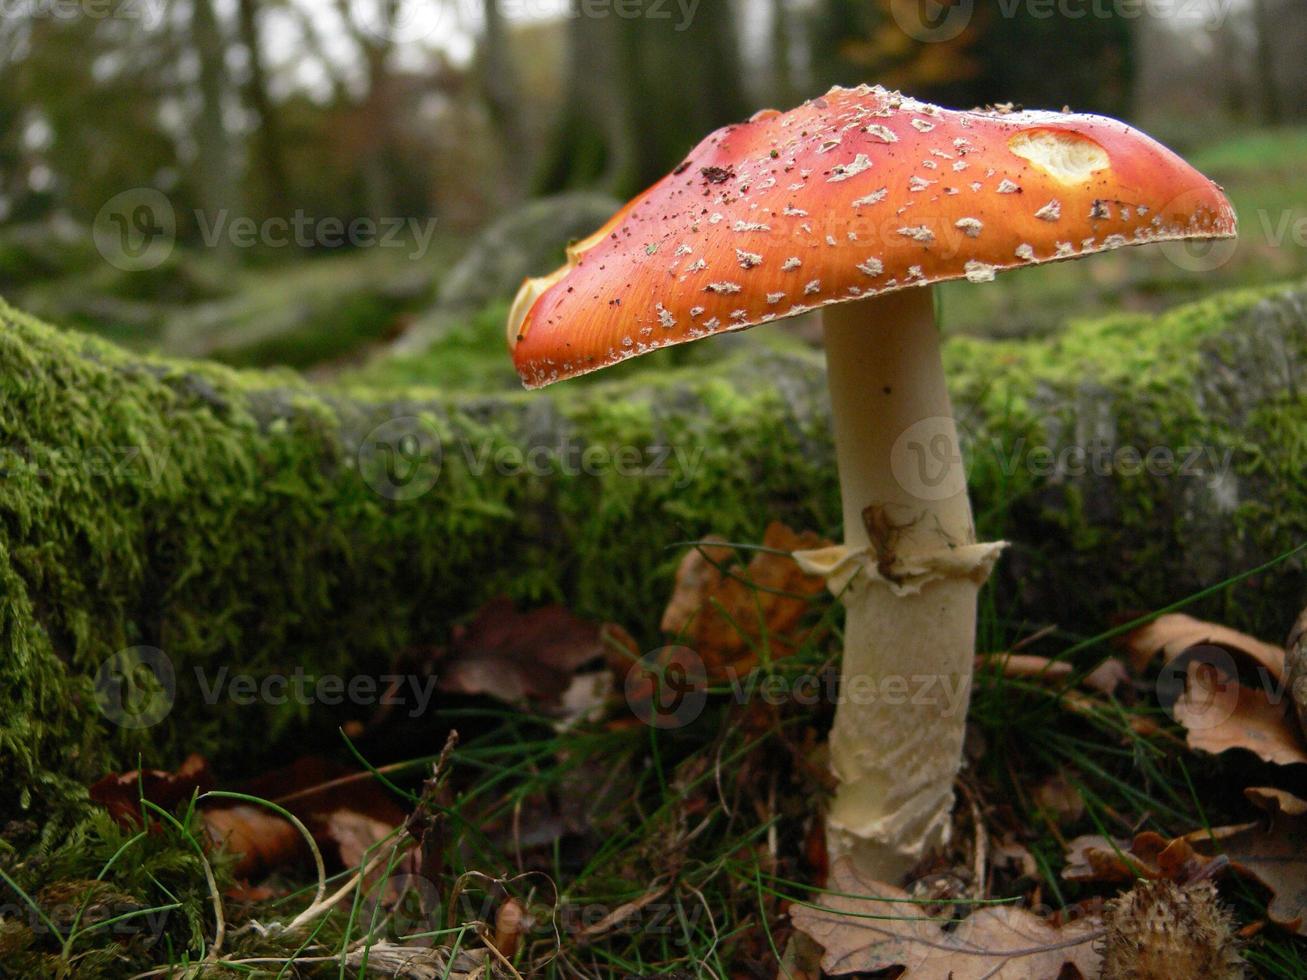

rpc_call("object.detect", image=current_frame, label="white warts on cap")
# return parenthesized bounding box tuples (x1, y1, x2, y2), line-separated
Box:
(736, 249, 763, 269)
(857, 257, 884, 276)
(897, 226, 936, 244)
(1035, 200, 1063, 221)
(955, 218, 983, 238)
(1016, 243, 1036, 261)
(828, 154, 873, 182)
(782, 257, 802, 271)
(997, 179, 1021, 194)
(706, 281, 743, 294)
(1008, 129, 1110, 185)
(964, 260, 997, 283)
(852, 188, 888, 208)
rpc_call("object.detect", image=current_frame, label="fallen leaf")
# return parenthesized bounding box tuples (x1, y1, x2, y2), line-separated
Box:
(976, 654, 1129, 697)
(661, 521, 830, 677)
(1174, 660, 1307, 766)
(991, 835, 1039, 880)
(978, 653, 1074, 683)
(1219, 786, 1307, 935)
(203, 805, 305, 879)
(1284, 605, 1307, 730)
(1063, 831, 1216, 885)
(434, 597, 634, 705)
(1122, 613, 1285, 682)
(1033, 772, 1086, 826)
(791, 858, 1101, 978)
(88, 754, 213, 826)
(323, 809, 397, 870)
(492, 898, 528, 958)
(91, 754, 418, 884)
(777, 930, 825, 980)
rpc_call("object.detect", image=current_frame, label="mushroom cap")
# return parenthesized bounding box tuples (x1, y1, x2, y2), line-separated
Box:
(509, 85, 1236, 389)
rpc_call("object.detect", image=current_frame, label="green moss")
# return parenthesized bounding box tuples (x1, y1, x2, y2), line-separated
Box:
(947, 282, 1307, 627)
(2, 281, 1305, 830)
(0, 298, 832, 828)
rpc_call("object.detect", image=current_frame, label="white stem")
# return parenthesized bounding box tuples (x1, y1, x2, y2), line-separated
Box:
(820, 289, 995, 882)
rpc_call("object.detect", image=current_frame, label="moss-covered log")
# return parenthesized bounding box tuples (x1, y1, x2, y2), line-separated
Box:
(2, 283, 1305, 821)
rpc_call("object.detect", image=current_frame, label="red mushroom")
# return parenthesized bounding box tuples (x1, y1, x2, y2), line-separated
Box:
(508, 85, 1236, 879)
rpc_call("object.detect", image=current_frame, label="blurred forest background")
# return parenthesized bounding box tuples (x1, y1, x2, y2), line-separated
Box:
(1, 0, 1305, 377)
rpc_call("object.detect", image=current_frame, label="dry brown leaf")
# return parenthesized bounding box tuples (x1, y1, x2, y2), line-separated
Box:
(1219, 786, 1307, 935)
(1033, 772, 1086, 826)
(777, 930, 825, 980)
(323, 809, 397, 870)
(1284, 605, 1307, 730)
(434, 596, 635, 705)
(1174, 660, 1307, 766)
(1122, 612, 1286, 681)
(661, 521, 830, 678)
(90, 754, 417, 883)
(203, 805, 306, 880)
(992, 835, 1039, 879)
(976, 654, 1129, 697)
(791, 858, 1102, 978)
(978, 653, 1073, 683)
(88, 754, 213, 826)
(1063, 831, 1216, 885)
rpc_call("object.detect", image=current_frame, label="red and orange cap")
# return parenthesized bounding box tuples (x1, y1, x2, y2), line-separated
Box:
(509, 85, 1236, 389)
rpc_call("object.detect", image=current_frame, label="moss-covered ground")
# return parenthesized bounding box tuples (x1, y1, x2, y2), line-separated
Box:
(1, 273, 1305, 974)
(1, 128, 1305, 978)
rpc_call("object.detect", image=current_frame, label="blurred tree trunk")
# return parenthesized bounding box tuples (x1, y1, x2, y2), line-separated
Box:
(358, 36, 397, 220)
(805, 0, 876, 92)
(620, 0, 747, 189)
(537, 0, 747, 197)
(191, 0, 239, 258)
(1250, 0, 1283, 124)
(478, 0, 529, 200)
(535, 1, 636, 194)
(770, 0, 798, 106)
(236, 0, 290, 209)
